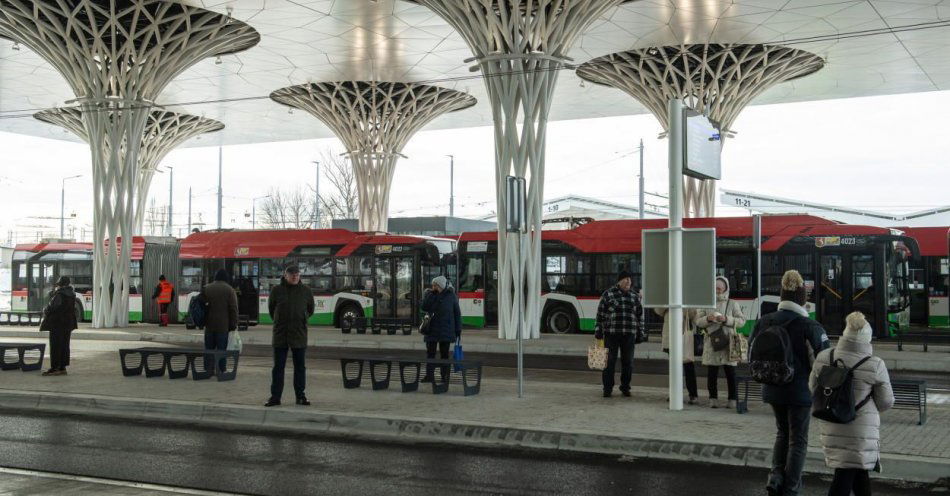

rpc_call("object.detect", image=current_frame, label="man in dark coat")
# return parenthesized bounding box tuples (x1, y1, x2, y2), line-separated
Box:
(201, 268, 239, 373)
(41, 276, 78, 376)
(594, 271, 642, 398)
(265, 265, 314, 407)
(750, 270, 829, 496)
(419, 275, 461, 382)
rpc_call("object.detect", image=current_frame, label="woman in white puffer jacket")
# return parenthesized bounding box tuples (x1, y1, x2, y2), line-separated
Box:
(808, 311, 894, 496)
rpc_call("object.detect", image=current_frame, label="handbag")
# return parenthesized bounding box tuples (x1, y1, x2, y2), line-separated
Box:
(693, 331, 705, 358)
(452, 337, 464, 371)
(419, 312, 433, 335)
(227, 330, 243, 353)
(587, 339, 608, 370)
(729, 333, 749, 364)
(709, 328, 730, 352)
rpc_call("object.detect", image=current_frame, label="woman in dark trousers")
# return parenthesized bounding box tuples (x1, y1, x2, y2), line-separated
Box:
(420, 275, 461, 382)
(41, 276, 78, 376)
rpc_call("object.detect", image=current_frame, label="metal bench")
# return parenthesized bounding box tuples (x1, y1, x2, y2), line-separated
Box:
(118, 347, 239, 381)
(0, 311, 43, 326)
(338, 356, 482, 396)
(891, 378, 927, 425)
(895, 328, 950, 352)
(0, 342, 46, 371)
(735, 375, 762, 414)
(371, 317, 412, 336)
(340, 317, 368, 334)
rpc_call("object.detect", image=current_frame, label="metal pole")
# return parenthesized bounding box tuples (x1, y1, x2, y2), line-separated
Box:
(187, 187, 192, 233)
(313, 161, 320, 228)
(448, 155, 455, 218)
(517, 229, 524, 398)
(167, 167, 173, 237)
(667, 99, 685, 411)
(60, 178, 65, 238)
(217, 146, 223, 229)
(639, 139, 645, 220)
(252, 200, 256, 230)
(754, 214, 763, 322)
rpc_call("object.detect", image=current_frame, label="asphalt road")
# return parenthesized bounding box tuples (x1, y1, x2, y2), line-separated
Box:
(0, 411, 940, 496)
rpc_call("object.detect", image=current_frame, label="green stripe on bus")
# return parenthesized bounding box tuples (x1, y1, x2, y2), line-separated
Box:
(462, 316, 485, 327)
(579, 318, 595, 331)
(928, 316, 950, 328)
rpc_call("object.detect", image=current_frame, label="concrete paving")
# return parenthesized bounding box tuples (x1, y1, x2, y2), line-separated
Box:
(0, 339, 947, 486)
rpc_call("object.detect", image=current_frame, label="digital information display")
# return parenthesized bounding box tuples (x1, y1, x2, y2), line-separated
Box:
(683, 109, 722, 180)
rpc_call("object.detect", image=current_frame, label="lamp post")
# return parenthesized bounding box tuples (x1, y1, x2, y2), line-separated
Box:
(61, 174, 83, 238)
(447, 154, 455, 218)
(312, 160, 320, 228)
(251, 194, 271, 230)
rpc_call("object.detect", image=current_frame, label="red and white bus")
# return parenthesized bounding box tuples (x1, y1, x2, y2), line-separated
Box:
(177, 229, 455, 326)
(898, 227, 949, 329)
(456, 215, 918, 338)
(11, 237, 180, 322)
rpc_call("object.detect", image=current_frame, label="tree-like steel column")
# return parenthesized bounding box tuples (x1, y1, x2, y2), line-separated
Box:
(406, 0, 631, 339)
(0, 1, 259, 327)
(35, 108, 224, 234)
(270, 81, 476, 233)
(577, 44, 824, 217)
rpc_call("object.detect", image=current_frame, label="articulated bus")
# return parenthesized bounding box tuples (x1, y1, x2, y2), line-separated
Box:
(456, 215, 918, 338)
(899, 227, 949, 329)
(11, 238, 180, 323)
(177, 229, 455, 326)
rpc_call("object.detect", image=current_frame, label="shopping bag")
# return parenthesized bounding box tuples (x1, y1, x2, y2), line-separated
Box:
(452, 337, 464, 371)
(227, 330, 243, 353)
(729, 333, 748, 364)
(587, 339, 607, 371)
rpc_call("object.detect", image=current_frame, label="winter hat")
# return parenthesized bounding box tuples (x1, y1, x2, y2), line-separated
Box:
(432, 276, 447, 290)
(843, 311, 873, 344)
(214, 269, 229, 282)
(56, 276, 71, 287)
(617, 271, 633, 283)
(715, 276, 729, 301)
(780, 270, 807, 306)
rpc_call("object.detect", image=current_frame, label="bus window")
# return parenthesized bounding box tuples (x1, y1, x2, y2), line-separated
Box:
(927, 257, 949, 297)
(594, 254, 640, 293)
(59, 261, 92, 294)
(761, 254, 782, 296)
(12, 261, 27, 291)
(180, 261, 203, 293)
(543, 254, 592, 296)
(717, 254, 754, 298)
(297, 257, 333, 293)
(260, 258, 290, 294)
(459, 255, 484, 292)
(852, 254, 876, 316)
(335, 256, 372, 292)
(129, 260, 142, 295)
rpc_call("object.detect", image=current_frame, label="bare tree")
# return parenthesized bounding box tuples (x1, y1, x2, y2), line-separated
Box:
(259, 186, 313, 229)
(310, 149, 358, 227)
(145, 198, 166, 235)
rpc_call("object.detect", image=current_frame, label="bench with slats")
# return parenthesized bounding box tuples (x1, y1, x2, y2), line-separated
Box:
(0, 311, 43, 326)
(0, 342, 45, 371)
(338, 356, 482, 396)
(891, 379, 927, 425)
(119, 347, 239, 381)
(340, 317, 413, 336)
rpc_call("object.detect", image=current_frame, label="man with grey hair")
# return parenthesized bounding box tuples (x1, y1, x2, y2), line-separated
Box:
(420, 275, 461, 382)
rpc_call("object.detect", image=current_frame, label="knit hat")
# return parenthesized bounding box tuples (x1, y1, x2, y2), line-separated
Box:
(214, 269, 229, 282)
(432, 276, 447, 290)
(780, 270, 807, 306)
(843, 311, 872, 344)
(56, 276, 71, 287)
(617, 271, 632, 283)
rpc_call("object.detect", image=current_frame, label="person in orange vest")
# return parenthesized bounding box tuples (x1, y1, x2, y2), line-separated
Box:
(152, 275, 175, 327)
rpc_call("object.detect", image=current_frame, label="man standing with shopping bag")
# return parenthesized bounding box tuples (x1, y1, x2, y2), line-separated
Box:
(594, 271, 642, 398)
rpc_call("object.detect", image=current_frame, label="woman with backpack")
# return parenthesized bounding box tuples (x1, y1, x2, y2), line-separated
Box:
(693, 276, 746, 409)
(809, 311, 894, 496)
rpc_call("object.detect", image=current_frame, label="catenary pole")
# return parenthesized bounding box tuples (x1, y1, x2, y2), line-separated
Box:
(639, 139, 645, 219)
(313, 160, 320, 228)
(448, 154, 455, 218)
(167, 167, 173, 236)
(188, 187, 192, 233)
(217, 147, 223, 229)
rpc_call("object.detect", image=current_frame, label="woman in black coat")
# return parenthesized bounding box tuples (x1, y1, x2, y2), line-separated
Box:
(420, 275, 461, 382)
(41, 276, 78, 376)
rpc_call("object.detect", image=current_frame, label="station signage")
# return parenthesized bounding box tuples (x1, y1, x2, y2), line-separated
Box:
(468, 241, 488, 253)
(234, 247, 250, 256)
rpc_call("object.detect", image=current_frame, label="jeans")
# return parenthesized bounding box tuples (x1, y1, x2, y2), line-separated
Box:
(684, 362, 698, 399)
(49, 328, 72, 370)
(769, 404, 812, 496)
(203, 330, 229, 372)
(602, 333, 635, 393)
(424, 340, 451, 381)
(271, 347, 307, 400)
(707, 365, 737, 400)
(828, 468, 870, 496)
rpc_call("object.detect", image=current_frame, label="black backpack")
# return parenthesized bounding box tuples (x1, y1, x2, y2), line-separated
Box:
(749, 316, 800, 385)
(812, 348, 873, 424)
(187, 292, 208, 329)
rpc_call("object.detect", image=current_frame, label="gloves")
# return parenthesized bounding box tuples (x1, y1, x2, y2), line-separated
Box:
(594, 330, 604, 340)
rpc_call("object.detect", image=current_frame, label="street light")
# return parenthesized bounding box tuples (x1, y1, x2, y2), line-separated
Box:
(251, 194, 271, 230)
(61, 174, 82, 238)
(311, 160, 320, 228)
(446, 155, 455, 218)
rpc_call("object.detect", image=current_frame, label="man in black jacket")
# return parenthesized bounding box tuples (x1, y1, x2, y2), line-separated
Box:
(41, 276, 78, 376)
(750, 270, 829, 496)
(594, 271, 642, 398)
(265, 265, 314, 407)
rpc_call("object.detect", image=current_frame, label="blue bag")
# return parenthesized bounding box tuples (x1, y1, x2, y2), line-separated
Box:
(188, 293, 208, 329)
(452, 337, 464, 371)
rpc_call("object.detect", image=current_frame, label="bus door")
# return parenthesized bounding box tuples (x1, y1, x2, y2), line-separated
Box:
(27, 260, 57, 311)
(818, 254, 845, 334)
(374, 256, 415, 321)
(227, 259, 260, 322)
(850, 253, 878, 330)
(485, 255, 498, 326)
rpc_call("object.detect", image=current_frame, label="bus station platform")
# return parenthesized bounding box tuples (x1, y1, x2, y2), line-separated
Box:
(0, 338, 946, 487)
(0, 323, 947, 376)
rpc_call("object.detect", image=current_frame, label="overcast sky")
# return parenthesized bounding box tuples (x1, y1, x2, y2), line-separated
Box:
(1, 89, 949, 244)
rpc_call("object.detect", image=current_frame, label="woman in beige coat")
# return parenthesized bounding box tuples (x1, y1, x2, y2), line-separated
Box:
(694, 276, 746, 409)
(657, 307, 699, 404)
(809, 312, 894, 496)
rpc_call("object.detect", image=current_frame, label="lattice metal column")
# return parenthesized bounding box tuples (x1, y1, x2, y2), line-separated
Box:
(271, 81, 476, 233)
(406, 0, 631, 339)
(0, 1, 259, 327)
(35, 108, 224, 234)
(577, 44, 824, 217)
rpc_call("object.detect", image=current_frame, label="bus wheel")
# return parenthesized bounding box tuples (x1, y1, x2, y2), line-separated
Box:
(544, 306, 577, 334)
(337, 303, 362, 328)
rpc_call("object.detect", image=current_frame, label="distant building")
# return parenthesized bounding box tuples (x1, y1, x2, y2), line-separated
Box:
(331, 216, 496, 236)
